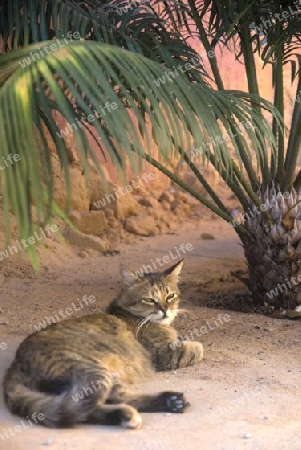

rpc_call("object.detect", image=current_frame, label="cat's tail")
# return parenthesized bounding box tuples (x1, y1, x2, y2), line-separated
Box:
(4, 369, 99, 428)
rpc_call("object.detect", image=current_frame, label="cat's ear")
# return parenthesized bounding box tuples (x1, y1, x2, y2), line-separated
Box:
(120, 264, 139, 287)
(163, 259, 184, 283)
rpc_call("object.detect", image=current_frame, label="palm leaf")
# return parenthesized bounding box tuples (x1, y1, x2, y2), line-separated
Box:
(0, 0, 204, 69)
(0, 40, 281, 250)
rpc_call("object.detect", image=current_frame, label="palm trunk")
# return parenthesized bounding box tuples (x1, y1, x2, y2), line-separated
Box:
(239, 185, 301, 310)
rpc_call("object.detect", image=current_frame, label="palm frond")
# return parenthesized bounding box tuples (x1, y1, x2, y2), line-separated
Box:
(0, 0, 206, 75)
(0, 40, 281, 248)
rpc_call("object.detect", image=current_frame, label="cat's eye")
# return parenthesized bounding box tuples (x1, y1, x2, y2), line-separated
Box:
(141, 298, 155, 304)
(166, 293, 176, 302)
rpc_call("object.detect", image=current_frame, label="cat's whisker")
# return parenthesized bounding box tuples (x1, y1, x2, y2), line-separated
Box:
(134, 318, 143, 337)
(135, 316, 151, 337)
(134, 317, 142, 329)
(138, 319, 151, 336)
(141, 315, 155, 333)
(134, 316, 148, 333)
(141, 318, 153, 336)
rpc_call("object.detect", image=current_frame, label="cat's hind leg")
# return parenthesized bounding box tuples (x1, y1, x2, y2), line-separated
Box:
(103, 379, 190, 415)
(124, 391, 190, 413)
(88, 403, 142, 429)
(88, 383, 188, 427)
(86, 379, 142, 429)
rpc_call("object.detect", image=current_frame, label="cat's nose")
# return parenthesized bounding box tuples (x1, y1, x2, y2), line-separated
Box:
(160, 308, 167, 317)
(156, 310, 165, 319)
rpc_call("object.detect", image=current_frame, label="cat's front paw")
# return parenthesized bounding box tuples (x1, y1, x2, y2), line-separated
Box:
(160, 392, 190, 413)
(179, 341, 203, 367)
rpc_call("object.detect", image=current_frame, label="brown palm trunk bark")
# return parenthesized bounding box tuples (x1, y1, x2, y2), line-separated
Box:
(238, 186, 301, 310)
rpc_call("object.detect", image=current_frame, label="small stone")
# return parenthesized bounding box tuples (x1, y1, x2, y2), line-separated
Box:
(66, 229, 109, 252)
(110, 192, 140, 219)
(78, 250, 90, 258)
(68, 210, 107, 237)
(244, 432, 252, 439)
(264, 416, 269, 421)
(125, 215, 157, 237)
(42, 438, 52, 445)
(159, 191, 174, 203)
(201, 233, 215, 240)
(138, 197, 159, 209)
(164, 413, 171, 417)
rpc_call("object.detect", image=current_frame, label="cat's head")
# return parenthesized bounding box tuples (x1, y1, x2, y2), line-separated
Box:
(116, 260, 183, 325)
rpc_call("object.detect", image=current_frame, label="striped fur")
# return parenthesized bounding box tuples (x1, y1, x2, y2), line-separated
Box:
(3, 260, 203, 428)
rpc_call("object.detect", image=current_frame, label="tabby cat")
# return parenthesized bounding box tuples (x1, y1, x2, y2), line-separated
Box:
(4, 260, 203, 429)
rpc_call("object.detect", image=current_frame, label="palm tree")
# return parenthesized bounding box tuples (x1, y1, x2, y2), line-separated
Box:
(0, 0, 299, 309)
(159, 0, 301, 309)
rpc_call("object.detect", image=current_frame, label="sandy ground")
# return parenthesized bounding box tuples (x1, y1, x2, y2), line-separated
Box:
(0, 215, 300, 450)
